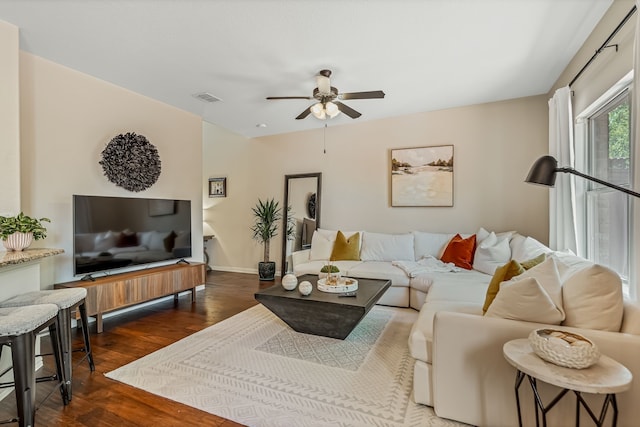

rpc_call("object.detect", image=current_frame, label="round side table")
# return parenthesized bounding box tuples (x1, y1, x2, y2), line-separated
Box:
(503, 338, 632, 427)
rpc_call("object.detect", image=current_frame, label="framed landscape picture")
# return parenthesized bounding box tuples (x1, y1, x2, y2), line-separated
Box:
(390, 145, 453, 207)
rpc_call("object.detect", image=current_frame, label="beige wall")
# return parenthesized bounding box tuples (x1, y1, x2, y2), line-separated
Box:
(0, 20, 20, 215)
(19, 52, 204, 285)
(204, 95, 549, 274)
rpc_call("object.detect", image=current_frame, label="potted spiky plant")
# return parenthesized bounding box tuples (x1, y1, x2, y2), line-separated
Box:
(251, 198, 283, 280)
(0, 212, 51, 251)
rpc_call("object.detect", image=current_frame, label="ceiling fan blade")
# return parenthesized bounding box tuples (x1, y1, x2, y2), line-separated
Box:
(339, 90, 386, 100)
(295, 107, 312, 120)
(335, 101, 361, 119)
(266, 96, 312, 100)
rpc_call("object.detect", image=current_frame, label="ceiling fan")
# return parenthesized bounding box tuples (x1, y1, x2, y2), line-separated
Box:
(266, 69, 385, 120)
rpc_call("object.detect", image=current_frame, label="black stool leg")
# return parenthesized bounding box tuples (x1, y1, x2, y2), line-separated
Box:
(78, 301, 95, 371)
(57, 307, 73, 402)
(11, 332, 36, 427)
(48, 318, 69, 405)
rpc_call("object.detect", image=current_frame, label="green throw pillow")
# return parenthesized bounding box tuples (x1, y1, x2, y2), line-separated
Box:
(520, 253, 546, 270)
(330, 231, 360, 261)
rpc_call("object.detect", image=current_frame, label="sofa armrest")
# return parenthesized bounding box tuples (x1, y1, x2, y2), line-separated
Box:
(432, 311, 640, 427)
(291, 249, 311, 269)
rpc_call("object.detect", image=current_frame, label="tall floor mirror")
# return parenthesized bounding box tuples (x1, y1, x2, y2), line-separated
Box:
(281, 173, 322, 275)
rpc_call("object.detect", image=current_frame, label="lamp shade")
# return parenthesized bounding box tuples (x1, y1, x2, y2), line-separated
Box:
(310, 102, 326, 119)
(525, 155, 558, 186)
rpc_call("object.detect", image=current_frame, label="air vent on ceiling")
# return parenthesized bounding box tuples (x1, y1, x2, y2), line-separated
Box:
(193, 92, 222, 103)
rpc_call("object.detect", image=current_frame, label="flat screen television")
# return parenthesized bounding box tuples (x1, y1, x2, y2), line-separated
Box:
(73, 195, 192, 278)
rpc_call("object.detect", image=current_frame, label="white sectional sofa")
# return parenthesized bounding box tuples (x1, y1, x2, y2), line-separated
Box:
(292, 228, 640, 427)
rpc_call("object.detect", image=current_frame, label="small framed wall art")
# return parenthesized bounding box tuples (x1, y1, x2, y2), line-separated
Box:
(390, 145, 454, 207)
(209, 177, 227, 198)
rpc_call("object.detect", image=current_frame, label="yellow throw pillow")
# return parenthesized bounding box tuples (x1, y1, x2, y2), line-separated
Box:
(330, 231, 360, 261)
(521, 253, 546, 270)
(482, 260, 524, 314)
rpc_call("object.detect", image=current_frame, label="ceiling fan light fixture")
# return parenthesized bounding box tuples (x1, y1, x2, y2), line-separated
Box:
(311, 102, 326, 119)
(325, 101, 340, 118)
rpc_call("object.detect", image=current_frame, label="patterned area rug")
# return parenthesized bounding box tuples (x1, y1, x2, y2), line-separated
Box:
(106, 304, 464, 427)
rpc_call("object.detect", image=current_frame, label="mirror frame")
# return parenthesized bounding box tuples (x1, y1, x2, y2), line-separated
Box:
(281, 172, 322, 275)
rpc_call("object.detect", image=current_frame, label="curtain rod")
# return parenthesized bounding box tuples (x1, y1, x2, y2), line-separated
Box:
(569, 5, 637, 87)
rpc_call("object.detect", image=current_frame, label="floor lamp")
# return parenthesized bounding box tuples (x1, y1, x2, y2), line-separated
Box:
(525, 155, 640, 199)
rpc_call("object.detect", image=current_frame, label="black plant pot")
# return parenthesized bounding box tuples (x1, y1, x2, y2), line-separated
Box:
(258, 261, 276, 281)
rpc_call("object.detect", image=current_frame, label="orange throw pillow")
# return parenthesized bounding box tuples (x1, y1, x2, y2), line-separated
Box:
(441, 234, 476, 270)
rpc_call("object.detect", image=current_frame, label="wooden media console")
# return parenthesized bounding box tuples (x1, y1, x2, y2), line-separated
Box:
(55, 262, 206, 333)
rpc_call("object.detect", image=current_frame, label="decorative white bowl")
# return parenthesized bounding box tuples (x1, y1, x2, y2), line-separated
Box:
(298, 281, 313, 296)
(281, 274, 298, 291)
(528, 328, 600, 369)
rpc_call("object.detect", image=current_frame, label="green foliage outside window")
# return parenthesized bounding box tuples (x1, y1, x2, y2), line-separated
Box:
(608, 102, 630, 166)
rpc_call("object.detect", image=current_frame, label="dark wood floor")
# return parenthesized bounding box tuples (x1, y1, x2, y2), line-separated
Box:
(0, 270, 276, 427)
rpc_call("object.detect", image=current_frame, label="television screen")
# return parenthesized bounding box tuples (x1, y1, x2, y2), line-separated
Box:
(73, 195, 192, 277)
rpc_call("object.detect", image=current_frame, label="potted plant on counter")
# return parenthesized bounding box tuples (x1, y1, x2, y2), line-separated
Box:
(251, 198, 285, 280)
(0, 212, 51, 251)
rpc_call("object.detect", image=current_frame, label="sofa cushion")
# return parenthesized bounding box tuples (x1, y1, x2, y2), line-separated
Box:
(346, 261, 410, 286)
(551, 251, 594, 281)
(485, 276, 563, 324)
(510, 234, 551, 262)
(516, 257, 564, 318)
(473, 232, 511, 275)
(482, 260, 525, 314)
(409, 300, 482, 364)
(441, 234, 476, 270)
(330, 231, 360, 261)
(360, 232, 414, 262)
(475, 227, 515, 245)
(424, 270, 491, 305)
(562, 264, 623, 332)
(413, 231, 454, 260)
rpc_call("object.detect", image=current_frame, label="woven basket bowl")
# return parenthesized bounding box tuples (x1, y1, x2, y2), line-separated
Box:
(528, 328, 600, 369)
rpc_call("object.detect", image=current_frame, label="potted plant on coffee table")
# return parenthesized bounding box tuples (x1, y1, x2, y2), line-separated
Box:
(0, 212, 51, 251)
(251, 198, 285, 280)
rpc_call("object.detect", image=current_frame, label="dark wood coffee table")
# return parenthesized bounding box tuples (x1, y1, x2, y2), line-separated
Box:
(255, 274, 391, 339)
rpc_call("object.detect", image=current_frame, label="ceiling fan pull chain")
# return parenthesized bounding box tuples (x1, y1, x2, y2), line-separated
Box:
(323, 124, 327, 154)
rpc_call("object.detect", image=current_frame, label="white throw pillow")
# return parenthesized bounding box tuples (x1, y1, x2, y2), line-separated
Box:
(485, 277, 564, 324)
(516, 257, 565, 320)
(309, 230, 336, 260)
(413, 231, 454, 261)
(510, 235, 551, 262)
(477, 227, 515, 245)
(360, 232, 414, 262)
(562, 264, 623, 331)
(473, 232, 511, 275)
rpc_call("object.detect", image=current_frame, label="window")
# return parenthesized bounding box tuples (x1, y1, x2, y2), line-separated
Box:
(584, 88, 632, 288)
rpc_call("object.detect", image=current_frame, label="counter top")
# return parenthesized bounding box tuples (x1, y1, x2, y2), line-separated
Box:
(0, 248, 64, 268)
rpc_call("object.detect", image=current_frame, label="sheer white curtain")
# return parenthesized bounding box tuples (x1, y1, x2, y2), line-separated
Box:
(548, 86, 578, 253)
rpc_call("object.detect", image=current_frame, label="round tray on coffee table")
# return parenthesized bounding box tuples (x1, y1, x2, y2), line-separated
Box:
(317, 277, 359, 293)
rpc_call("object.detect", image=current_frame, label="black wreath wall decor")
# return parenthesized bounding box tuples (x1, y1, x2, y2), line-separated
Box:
(99, 132, 161, 192)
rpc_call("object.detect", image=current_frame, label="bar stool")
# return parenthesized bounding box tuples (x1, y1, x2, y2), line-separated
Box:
(0, 304, 66, 427)
(0, 288, 95, 402)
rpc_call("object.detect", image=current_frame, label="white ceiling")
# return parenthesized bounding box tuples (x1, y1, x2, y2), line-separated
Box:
(0, 0, 612, 138)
